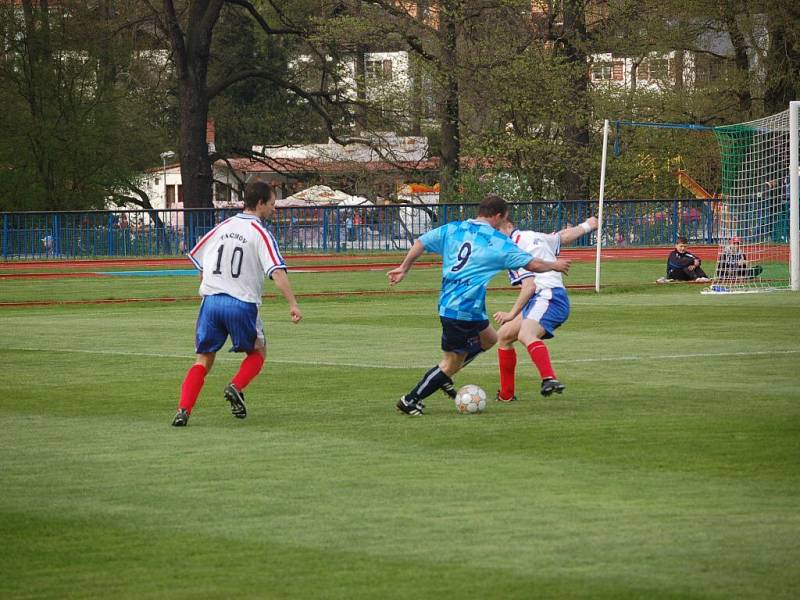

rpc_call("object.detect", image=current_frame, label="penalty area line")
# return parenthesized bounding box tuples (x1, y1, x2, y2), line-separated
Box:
(557, 349, 800, 364)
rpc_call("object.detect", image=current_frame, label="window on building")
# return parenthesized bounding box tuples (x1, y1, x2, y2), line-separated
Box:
(694, 54, 726, 86)
(166, 185, 175, 208)
(366, 59, 393, 80)
(648, 58, 670, 81)
(612, 61, 624, 81)
(592, 62, 612, 81)
(214, 182, 231, 203)
(412, 71, 438, 118)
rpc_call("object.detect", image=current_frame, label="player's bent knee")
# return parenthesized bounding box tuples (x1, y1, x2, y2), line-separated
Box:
(497, 326, 519, 346)
(479, 328, 498, 350)
(439, 354, 464, 375)
(196, 352, 216, 372)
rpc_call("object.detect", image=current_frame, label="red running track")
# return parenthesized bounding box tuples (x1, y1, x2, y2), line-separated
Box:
(0, 246, 718, 280)
(0, 246, 716, 307)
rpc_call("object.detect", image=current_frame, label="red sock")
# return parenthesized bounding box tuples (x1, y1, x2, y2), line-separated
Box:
(231, 351, 265, 391)
(497, 347, 517, 400)
(526, 341, 556, 381)
(179, 364, 207, 413)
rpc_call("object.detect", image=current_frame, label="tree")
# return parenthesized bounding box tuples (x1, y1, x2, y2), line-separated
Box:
(145, 0, 367, 208)
(324, 1, 449, 199)
(208, 6, 316, 152)
(763, 1, 800, 113)
(558, 0, 591, 199)
(0, 0, 171, 211)
(456, 0, 596, 200)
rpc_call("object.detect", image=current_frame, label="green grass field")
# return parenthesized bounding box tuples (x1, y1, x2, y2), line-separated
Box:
(1, 261, 799, 599)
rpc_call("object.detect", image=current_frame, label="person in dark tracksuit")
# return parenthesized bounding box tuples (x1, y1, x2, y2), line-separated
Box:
(666, 237, 709, 282)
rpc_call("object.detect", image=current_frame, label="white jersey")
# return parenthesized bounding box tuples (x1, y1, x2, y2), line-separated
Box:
(188, 213, 286, 305)
(507, 229, 563, 290)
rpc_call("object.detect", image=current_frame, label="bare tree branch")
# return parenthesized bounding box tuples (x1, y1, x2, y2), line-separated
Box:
(224, 0, 303, 35)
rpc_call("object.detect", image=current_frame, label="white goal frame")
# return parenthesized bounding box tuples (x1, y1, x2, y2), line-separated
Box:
(594, 103, 799, 293)
(790, 101, 799, 291)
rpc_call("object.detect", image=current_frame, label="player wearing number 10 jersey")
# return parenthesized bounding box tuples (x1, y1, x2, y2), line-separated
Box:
(171, 181, 302, 427)
(388, 194, 572, 416)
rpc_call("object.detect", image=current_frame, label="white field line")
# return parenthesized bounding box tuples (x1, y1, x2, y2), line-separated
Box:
(2, 346, 799, 369)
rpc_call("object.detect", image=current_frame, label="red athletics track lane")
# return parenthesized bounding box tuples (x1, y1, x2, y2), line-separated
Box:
(0, 246, 719, 274)
(0, 261, 444, 279)
(0, 255, 402, 271)
(0, 247, 706, 307)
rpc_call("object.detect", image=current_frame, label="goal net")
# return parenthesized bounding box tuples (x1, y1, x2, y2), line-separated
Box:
(704, 104, 799, 294)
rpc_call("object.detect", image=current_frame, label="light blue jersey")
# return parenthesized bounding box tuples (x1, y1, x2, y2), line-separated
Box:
(419, 219, 533, 321)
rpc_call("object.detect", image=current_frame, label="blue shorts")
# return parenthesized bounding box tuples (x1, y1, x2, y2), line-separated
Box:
(522, 287, 570, 339)
(195, 294, 264, 354)
(440, 316, 489, 354)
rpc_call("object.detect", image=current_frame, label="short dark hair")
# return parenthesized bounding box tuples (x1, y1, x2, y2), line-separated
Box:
(244, 181, 275, 210)
(676, 236, 688, 245)
(477, 193, 508, 218)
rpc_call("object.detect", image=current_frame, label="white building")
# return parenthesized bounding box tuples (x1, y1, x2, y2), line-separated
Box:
(129, 160, 243, 211)
(253, 131, 428, 164)
(132, 131, 432, 211)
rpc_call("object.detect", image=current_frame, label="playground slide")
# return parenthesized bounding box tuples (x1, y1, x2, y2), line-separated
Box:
(675, 170, 717, 199)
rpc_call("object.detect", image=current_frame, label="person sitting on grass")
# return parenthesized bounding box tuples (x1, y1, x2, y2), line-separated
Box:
(716, 236, 763, 280)
(662, 236, 710, 282)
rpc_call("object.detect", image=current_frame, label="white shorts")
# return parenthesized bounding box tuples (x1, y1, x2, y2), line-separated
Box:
(522, 287, 570, 339)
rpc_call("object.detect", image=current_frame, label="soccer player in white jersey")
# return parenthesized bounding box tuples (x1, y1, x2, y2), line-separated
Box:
(388, 194, 572, 416)
(171, 181, 302, 427)
(492, 216, 597, 401)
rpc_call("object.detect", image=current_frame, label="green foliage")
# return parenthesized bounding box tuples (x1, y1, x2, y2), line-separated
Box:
(1, 0, 797, 210)
(0, 3, 170, 211)
(459, 0, 799, 202)
(210, 4, 323, 150)
(460, 46, 595, 200)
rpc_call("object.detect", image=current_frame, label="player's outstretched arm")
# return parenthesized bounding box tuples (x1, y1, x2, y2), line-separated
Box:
(271, 269, 302, 323)
(558, 216, 598, 244)
(527, 257, 571, 274)
(494, 277, 536, 325)
(388, 239, 425, 285)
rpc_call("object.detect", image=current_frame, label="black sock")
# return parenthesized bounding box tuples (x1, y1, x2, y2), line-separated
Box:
(406, 366, 453, 402)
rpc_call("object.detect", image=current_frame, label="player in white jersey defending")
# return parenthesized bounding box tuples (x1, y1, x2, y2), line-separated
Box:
(388, 194, 572, 416)
(492, 216, 597, 401)
(171, 181, 302, 427)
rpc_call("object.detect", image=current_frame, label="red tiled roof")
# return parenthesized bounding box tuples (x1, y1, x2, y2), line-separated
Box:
(220, 156, 441, 174)
(148, 155, 500, 175)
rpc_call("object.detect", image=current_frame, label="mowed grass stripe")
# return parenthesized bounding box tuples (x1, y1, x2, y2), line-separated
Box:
(1, 409, 798, 598)
(2, 344, 799, 370)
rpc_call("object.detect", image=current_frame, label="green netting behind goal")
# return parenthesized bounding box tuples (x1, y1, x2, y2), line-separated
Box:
(706, 109, 796, 293)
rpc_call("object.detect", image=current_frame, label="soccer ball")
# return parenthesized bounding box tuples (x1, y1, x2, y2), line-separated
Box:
(454, 385, 487, 414)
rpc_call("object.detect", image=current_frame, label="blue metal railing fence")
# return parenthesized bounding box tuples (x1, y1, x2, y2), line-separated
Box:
(1, 199, 789, 260)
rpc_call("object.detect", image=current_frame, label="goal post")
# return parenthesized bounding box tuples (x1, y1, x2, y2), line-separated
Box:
(594, 119, 609, 293)
(790, 101, 799, 291)
(594, 107, 797, 293)
(703, 103, 799, 294)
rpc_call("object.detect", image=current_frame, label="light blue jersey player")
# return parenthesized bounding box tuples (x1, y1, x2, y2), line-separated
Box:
(420, 219, 534, 321)
(388, 194, 572, 416)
